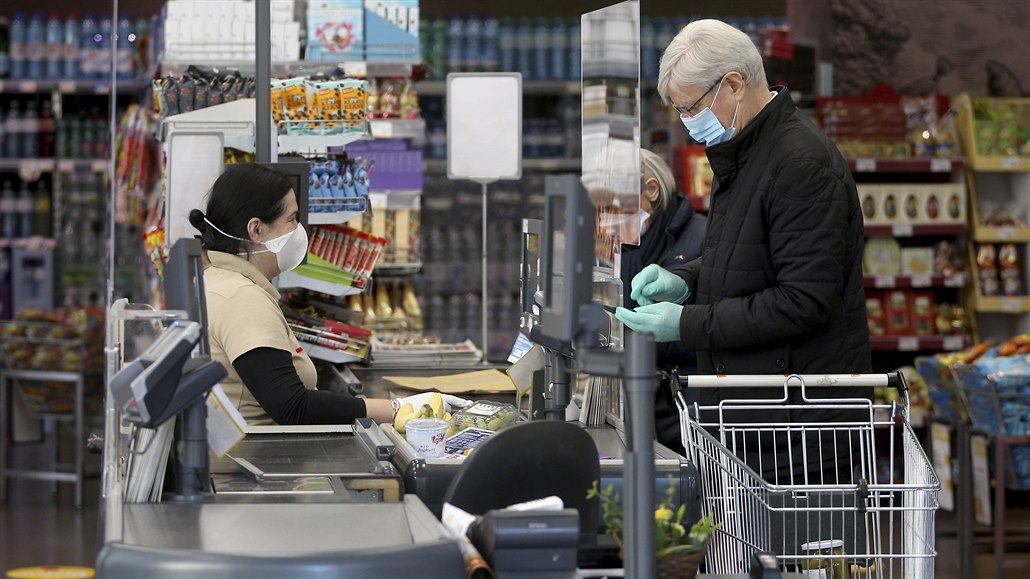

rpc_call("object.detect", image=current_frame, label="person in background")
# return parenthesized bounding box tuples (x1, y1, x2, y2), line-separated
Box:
(620, 149, 706, 453)
(189, 164, 465, 426)
(615, 20, 871, 480)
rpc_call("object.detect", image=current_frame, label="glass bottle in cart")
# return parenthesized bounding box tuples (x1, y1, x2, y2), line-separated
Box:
(801, 539, 851, 579)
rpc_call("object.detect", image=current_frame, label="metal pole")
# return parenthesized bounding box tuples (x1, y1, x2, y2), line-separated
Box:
(623, 329, 656, 579)
(255, 0, 272, 163)
(481, 182, 489, 362)
(105, 0, 119, 308)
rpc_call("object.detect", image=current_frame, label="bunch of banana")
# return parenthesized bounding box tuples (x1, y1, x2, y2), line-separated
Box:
(393, 392, 454, 437)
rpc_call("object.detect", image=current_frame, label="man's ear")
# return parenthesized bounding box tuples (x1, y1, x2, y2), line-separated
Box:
(726, 71, 747, 100)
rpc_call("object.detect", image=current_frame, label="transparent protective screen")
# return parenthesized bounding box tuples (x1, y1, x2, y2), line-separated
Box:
(581, 0, 642, 264)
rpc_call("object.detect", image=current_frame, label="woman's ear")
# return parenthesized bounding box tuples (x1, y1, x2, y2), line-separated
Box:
(645, 179, 660, 202)
(246, 217, 263, 243)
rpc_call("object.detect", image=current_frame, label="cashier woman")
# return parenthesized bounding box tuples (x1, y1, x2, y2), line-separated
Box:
(189, 164, 462, 426)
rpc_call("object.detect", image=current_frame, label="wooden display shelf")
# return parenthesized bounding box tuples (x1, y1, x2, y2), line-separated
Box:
(972, 225, 1030, 243)
(970, 295, 1030, 314)
(863, 223, 967, 237)
(863, 273, 968, 289)
(869, 335, 969, 352)
(847, 158, 965, 173)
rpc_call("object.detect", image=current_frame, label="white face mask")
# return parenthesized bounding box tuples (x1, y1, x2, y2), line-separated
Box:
(638, 208, 651, 237)
(205, 218, 309, 273)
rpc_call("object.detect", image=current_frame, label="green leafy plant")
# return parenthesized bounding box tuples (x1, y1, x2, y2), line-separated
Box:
(587, 479, 719, 559)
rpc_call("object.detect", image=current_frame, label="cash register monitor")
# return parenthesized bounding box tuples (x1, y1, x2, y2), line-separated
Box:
(538, 174, 594, 344)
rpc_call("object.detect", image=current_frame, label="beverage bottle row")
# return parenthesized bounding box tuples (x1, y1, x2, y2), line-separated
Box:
(0, 12, 144, 81)
(0, 179, 52, 239)
(421, 15, 787, 81)
(0, 101, 107, 159)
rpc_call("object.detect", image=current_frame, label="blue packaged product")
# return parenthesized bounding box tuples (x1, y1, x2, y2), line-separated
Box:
(309, 172, 323, 212)
(353, 161, 369, 198)
(342, 166, 357, 199)
(319, 173, 333, 210)
(328, 174, 345, 210)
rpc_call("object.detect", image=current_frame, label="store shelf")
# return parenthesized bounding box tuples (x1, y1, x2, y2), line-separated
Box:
(967, 155, 1030, 172)
(374, 262, 423, 276)
(416, 79, 582, 96)
(847, 158, 965, 173)
(370, 118, 425, 139)
(277, 131, 367, 155)
(864, 273, 968, 289)
(0, 237, 58, 250)
(298, 342, 364, 364)
(159, 59, 420, 79)
(870, 335, 970, 352)
(972, 225, 1030, 243)
(970, 295, 1030, 314)
(863, 223, 967, 237)
(276, 268, 365, 297)
(0, 78, 148, 95)
(423, 157, 581, 174)
(0, 158, 108, 174)
(308, 211, 364, 225)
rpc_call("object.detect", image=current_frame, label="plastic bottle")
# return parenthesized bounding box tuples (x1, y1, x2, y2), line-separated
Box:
(44, 13, 62, 79)
(431, 18, 447, 79)
(4, 101, 22, 158)
(551, 18, 567, 81)
(9, 13, 26, 79)
(96, 13, 112, 79)
(63, 14, 79, 79)
(33, 181, 51, 238)
(16, 181, 33, 237)
(568, 19, 581, 80)
(25, 12, 45, 79)
(22, 102, 38, 158)
(0, 17, 11, 79)
(533, 19, 550, 81)
(446, 14, 463, 73)
(0, 108, 5, 156)
(640, 17, 656, 79)
(115, 13, 133, 80)
(499, 18, 515, 73)
(38, 99, 54, 158)
(515, 18, 532, 79)
(481, 14, 499, 72)
(463, 13, 481, 72)
(0, 182, 17, 238)
(79, 13, 97, 80)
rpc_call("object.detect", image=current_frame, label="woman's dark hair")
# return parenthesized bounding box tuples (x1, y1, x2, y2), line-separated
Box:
(188, 164, 294, 255)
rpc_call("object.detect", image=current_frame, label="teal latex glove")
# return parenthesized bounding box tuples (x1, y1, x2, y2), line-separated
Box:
(614, 302, 683, 343)
(629, 264, 691, 306)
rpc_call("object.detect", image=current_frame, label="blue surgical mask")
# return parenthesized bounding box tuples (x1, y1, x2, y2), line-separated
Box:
(680, 80, 739, 147)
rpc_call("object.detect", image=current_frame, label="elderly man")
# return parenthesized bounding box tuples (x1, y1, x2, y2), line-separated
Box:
(615, 20, 871, 480)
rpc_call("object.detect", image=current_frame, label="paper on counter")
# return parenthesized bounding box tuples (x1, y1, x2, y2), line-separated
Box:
(384, 369, 517, 394)
(206, 384, 248, 457)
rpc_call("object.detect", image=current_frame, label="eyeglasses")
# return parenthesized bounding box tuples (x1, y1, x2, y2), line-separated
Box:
(672, 78, 722, 117)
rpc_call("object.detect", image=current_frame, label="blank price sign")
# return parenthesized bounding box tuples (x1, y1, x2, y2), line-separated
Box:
(446, 73, 523, 182)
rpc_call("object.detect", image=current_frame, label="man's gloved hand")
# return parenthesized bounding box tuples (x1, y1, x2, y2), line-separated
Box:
(629, 264, 691, 306)
(614, 302, 684, 343)
(394, 392, 473, 413)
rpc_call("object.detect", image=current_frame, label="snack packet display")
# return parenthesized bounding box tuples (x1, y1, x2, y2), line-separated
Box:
(280, 78, 309, 134)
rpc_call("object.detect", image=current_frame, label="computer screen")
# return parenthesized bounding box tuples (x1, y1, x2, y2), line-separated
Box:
(164, 238, 210, 355)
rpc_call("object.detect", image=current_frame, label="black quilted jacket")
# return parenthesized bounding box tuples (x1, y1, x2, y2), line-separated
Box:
(669, 87, 872, 478)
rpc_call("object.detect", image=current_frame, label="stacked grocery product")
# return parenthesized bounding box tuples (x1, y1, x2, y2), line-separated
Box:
(0, 100, 109, 160)
(159, 0, 300, 62)
(0, 12, 147, 81)
(272, 77, 368, 135)
(306, 0, 419, 62)
(975, 241, 1026, 298)
(366, 78, 420, 119)
(309, 156, 371, 214)
(818, 92, 958, 160)
(0, 179, 51, 241)
(970, 99, 1030, 158)
(347, 279, 423, 336)
(152, 66, 257, 116)
(419, 15, 785, 80)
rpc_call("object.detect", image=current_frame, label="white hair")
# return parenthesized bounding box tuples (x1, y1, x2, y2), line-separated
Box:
(657, 19, 768, 105)
(640, 149, 676, 215)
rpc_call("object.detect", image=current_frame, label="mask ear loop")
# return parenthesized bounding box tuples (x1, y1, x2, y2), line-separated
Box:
(204, 217, 275, 256)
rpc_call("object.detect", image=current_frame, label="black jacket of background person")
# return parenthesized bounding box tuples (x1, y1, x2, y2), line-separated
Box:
(668, 87, 872, 480)
(620, 192, 706, 453)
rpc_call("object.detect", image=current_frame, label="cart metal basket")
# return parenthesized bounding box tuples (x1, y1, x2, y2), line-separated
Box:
(677, 373, 939, 578)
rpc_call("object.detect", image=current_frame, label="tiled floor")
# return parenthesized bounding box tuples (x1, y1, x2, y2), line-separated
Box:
(2, 434, 1029, 577)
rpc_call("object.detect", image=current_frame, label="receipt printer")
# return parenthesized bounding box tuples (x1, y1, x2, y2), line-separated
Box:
(468, 508, 579, 572)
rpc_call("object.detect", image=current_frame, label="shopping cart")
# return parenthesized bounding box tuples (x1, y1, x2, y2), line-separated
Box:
(676, 373, 939, 578)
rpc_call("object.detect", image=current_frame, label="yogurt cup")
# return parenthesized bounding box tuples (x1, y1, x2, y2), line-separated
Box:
(405, 418, 449, 458)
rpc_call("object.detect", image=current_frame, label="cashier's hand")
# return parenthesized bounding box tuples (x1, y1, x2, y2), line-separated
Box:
(615, 303, 683, 343)
(630, 264, 691, 306)
(395, 392, 473, 413)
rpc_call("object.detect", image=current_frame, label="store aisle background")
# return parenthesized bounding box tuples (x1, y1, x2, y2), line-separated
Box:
(1, 434, 1028, 578)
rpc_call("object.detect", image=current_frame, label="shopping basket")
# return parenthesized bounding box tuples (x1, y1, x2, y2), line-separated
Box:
(677, 373, 939, 578)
